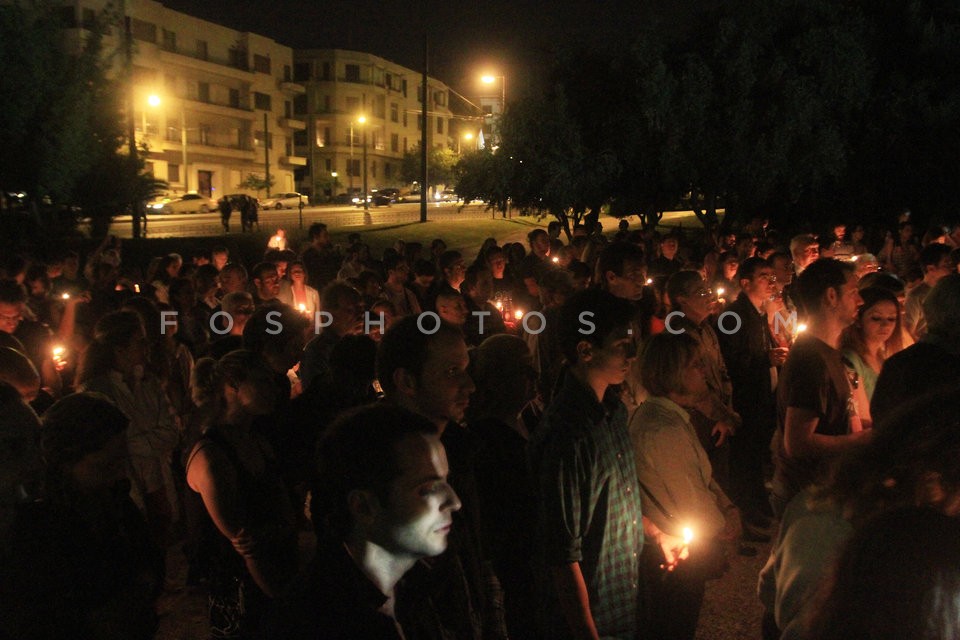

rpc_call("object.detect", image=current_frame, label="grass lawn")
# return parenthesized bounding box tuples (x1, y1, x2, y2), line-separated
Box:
(83, 209, 711, 276)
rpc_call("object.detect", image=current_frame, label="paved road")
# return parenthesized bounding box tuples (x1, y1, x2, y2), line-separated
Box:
(108, 201, 500, 238)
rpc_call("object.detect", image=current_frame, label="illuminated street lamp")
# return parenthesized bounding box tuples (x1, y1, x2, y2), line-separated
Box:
(458, 131, 475, 154)
(480, 74, 506, 146)
(148, 94, 189, 192)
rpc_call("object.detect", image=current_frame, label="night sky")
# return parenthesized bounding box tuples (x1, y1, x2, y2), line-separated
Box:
(159, 0, 708, 97)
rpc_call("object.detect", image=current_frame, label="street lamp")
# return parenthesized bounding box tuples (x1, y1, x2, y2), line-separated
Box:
(459, 132, 475, 154)
(148, 94, 189, 192)
(357, 115, 371, 224)
(330, 171, 338, 201)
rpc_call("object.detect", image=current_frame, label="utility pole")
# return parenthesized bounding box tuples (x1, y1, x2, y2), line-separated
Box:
(263, 112, 271, 197)
(420, 35, 428, 224)
(124, 13, 142, 239)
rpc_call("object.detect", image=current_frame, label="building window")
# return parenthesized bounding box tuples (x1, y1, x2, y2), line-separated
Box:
(168, 164, 180, 183)
(373, 131, 384, 151)
(294, 94, 307, 114)
(198, 82, 210, 103)
(196, 40, 208, 60)
(322, 62, 331, 80)
(81, 8, 96, 28)
(385, 162, 393, 179)
(348, 159, 360, 177)
(437, 118, 443, 134)
(229, 47, 248, 70)
(199, 125, 210, 146)
(403, 137, 407, 152)
(374, 95, 385, 118)
(323, 95, 331, 112)
(344, 64, 361, 82)
(285, 100, 292, 118)
(255, 131, 273, 148)
(324, 158, 332, 171)
(402, 79, 407, 97)
(294, 130, 307, 146)
(390, 103, 399, 123)
(284, 64, 291, 81)
(130, 19, 156, 43)
(323, 127, 331, 146)
(403, 112, 408, 127)
(345, 96, 360, 113)
(144, 162, 154, 176)
(433, 91, 446, 107)
(165, 73, 177, 92)
(294, 62, 311, 81)
(162, 29, 176, 52)
(254, 92, 271, 111)
(371, 161, 377, 178)
(285, 137, 293, 156)
(253, 54, 271, 74)
(391, 133, 399, 152)
(229, 88, 240, 108)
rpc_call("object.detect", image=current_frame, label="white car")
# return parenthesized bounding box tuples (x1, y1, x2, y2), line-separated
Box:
(261, 192, 305, 209)
(149, 193, 217, 214)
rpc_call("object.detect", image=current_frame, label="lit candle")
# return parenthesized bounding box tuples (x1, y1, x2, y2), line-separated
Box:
(552, 256, 560, 264)
(716, 287, 725, 297)
(646, 278, 653, 285)
(298, 303, 307, 314)
(682, 526, 694, 545)
(514, 309, 523, 320)
(797, 322, 807, 334)
(61, 293, 70, 300)
(495, 301, 503, 310)
(134, 284, 141, 293)
(52, 345, 66, 371)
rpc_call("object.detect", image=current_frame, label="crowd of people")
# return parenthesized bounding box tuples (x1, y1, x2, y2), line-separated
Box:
(0, 211, 959, 640)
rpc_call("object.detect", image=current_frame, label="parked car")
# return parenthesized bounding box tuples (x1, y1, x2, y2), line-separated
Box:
(435, 189, 459, 202)
(149, 193, 217, 214)
(352, 192, 393, 207)
(397, 190, 423, 203)
(374, 188, 400, 201)
(260, 192, 304, 209)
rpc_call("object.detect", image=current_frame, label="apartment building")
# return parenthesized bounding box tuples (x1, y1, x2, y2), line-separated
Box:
(292, 49, 453, 199)
(58, 0, 305, 200)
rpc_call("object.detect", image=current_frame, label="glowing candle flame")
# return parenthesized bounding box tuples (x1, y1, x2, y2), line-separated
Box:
(646, 278, 653, 285)
(797, 322, 808, 334)
(514, 310, 523, 320)
(682, 527, 694, 545)
(61, 293, 70, 300)
(52, 346, 64, 357)
(134, 284, 140, 293)
(495, 301, 503, 310)
(298, 303, 307, 313)
(716, 287, 725, 297)
(552, 256, 560, 264)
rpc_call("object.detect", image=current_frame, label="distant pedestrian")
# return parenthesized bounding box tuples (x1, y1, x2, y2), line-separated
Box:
(217, 196, 232, 232)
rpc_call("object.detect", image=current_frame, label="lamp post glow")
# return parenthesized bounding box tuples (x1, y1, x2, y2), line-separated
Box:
(480, 74, 506, 146)
(148, 94, 189, 192)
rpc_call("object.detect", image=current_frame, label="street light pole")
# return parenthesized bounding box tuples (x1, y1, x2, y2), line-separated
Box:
(349, 122, 355, 194)
(180, 108, 188, 192)
(359, 116, 370, 224)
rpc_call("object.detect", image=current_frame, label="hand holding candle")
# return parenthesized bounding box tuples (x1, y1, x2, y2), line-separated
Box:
(52, 345, 67, 372)
(658, 527, 692, 572)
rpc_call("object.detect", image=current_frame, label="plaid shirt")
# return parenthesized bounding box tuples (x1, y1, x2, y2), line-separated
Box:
(529, 372, 645, 639)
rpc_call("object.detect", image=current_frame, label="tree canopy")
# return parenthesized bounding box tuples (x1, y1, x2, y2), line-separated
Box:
(455, 0, 960, 234)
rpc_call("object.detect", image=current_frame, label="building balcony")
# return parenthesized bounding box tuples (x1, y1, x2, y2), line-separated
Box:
(279, 117, 306, 130)
(158, 48, 254, 80)
(279, 79, 306, 93)
(281, 155, 308, 166)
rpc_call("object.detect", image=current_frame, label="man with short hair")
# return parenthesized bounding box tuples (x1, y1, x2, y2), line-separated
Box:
(771, 259, 869, 515)
(529, 289, 685, 640)
(715, 258, 782, 531)
(381, 255, 421, 318)
(461, 265, 505, 346)
(435, 290, 468, 329)
(425, 251, 466, 312)
(377, 317, 507, 639)
(300, 282, 363, 392)
(903, 242, 953, 340)
(218, 263, 247, 296)
(649, 233, 683, 279)
(300, 222, 341, 290)
(250, 262, 281, 306)
(268, 404, 461, 638)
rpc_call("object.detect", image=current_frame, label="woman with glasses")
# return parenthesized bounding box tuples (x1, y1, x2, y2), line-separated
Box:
(631, 332, 742, 640)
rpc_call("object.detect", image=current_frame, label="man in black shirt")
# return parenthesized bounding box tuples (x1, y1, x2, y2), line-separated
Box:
(268, 404, 460, 639)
